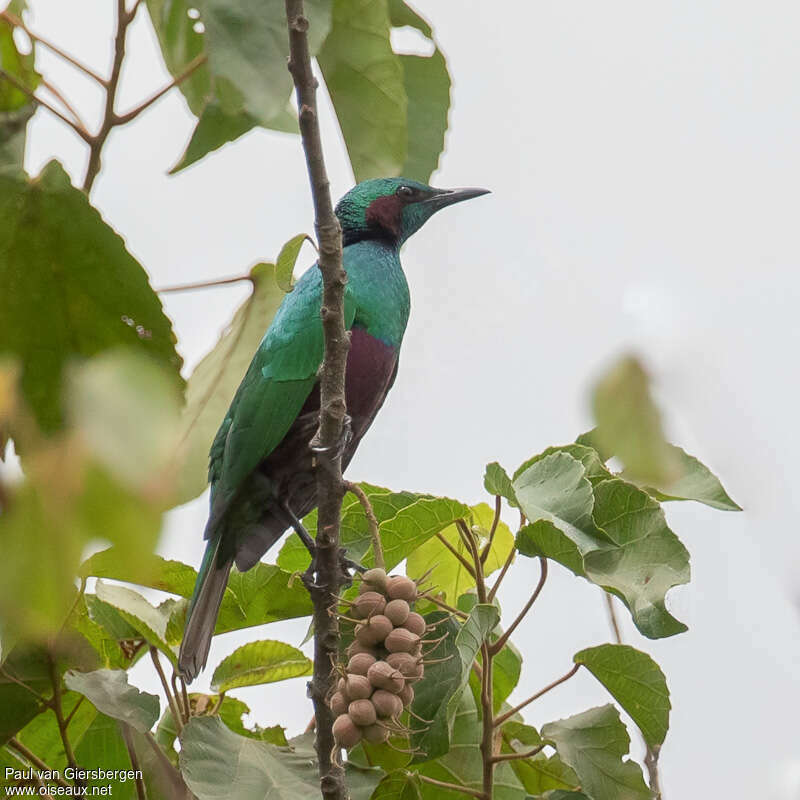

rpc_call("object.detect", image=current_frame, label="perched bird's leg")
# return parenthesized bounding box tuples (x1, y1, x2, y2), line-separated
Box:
(280, 500, 320, 585)
(310, 413, 353, 466)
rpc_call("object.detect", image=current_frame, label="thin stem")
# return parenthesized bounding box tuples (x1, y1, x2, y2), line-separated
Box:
(114, 52, 207, 125)
(489, 557, 547, 655)
(479, 641, 495, 797)
(436, 531, 476, 579)
(63, 695, 85, 728)
(82, 0, 131, 193)
(171, 671, 187, 723)
(120, 723, 147, 800)
(0, 666, 49, 705)
(345, 480, 383, 569)
(149, 647, 182, 734)
(417, 774, 487, 799)
(7, 738, 72, 789)
(490, 744, 546, 763)
(0, 68, 92, 141)
(39, 77, 88, 129)
(210, 691, 225, 716)
(0, 10, 108, 85)
(47, 655, 82, 788)
(458, 520, 486, 603)
(488, 547, 514, 603)
(480, 496, 502, 564)
(419, 592, 469, 620)
(493, 664, 581, 728)
(604, 592, 623, 644)
(155, 273, 253, 293)
(180, 676, 191, 721)
(286, 2, 349, 799)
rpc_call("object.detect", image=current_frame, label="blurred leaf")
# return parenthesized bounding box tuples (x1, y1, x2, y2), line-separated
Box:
(0, 160, 182, 431)
(370, 770, 422, 800)
(484, 461, 517, 506)
(586, 479, 690, 639)
(416, 691, 524, 798)
(173, 262, 285, 505)
(319, 0, 406, 180)
(411, 605, 499, 763)
(95, 581, 177, 665)
(574, 644, 670, 748)
(0, 105, 33, 177)
(71, 596, 140, 670)
(406, 502, 513, 602)
(387, 0, 450, 181)
(542, 705, 651, 800)
(72, 712, 138, 798)
(179, 717, 382, 800)
(275, 234, 312, 292)
(81, 548, 197, 596)
(592, 355, 681, 486)
(210, 640, 311, 693)
(64, 668, 159, 733)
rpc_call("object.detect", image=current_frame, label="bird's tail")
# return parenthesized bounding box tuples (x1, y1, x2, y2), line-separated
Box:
(178, 535, 233, 683)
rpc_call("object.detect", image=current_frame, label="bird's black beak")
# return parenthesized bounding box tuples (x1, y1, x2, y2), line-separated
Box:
(423, 186, 491, 212)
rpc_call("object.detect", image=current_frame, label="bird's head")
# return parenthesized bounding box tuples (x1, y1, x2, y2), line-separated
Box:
(335, 177, 489, 247)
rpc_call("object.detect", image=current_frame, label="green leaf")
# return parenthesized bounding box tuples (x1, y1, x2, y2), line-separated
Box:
(411, 604, 499, 763)
(81, 549, 198, 596)
(173, 262, 286, 505)
(542, 705, 651, 800)
(210, 640, 311, 692)
(318, 0, 407, 180)
(585, 479, 690, 639)
(64, 668, 159, 733)
(500, 723, 580, 796)
(95, 581, 177, 665)
(0, 161, 182, 431)
(484, 462, 517, 506)
(387, 0, 450, 182)
(406, 502, 513, 602)
(574, 644, 670, 748)
(516, 523, 585, 577)
(592, 355, 681, 486)
(179, 718, 381, 800)
(369, 770, 422, 800)
(72, 712, 139, 797)
(416, 690, 525, 799)
(275, 234, 312, 292)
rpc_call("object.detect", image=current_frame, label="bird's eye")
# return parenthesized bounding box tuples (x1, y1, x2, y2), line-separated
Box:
(396, 185, 414, 199)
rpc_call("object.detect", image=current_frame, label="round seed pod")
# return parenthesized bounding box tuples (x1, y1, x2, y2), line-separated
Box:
(399, 684, 414, 707)
(332, 714, 362, 748)
(352, 591, 386, 619)
(386, 652, 421, 678)
(403, 612, 427, 637)
(371, 689, 403, 719)
(411, 662, 425, 683)
(339, 674, 372, 701)
(361, 723, 390, 743)
(386, 575, 417, 602)
(347, 640, 377, 659)
(348, 699, 377, 727)
(385, 627, 421, 654)
(355, 615, 393, 646)
(347, 652, 377, 676)
(367, 660, 405, 693)
(329, 691, 348, 716)
(361, 568, 388, 593)
(384, 598, 410, 626)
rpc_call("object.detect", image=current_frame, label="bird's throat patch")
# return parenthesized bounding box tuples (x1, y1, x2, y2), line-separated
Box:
(365, 195, 403, 237)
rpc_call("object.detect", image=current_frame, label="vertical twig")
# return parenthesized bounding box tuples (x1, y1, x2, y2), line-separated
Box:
(344, 481, 383, 570)
(285, 3, 349, 799)
(149, 648, 182, 735)
(120, 723, 147, 800)
(604, 593, 664, 799)
(46, 655, 83, 789)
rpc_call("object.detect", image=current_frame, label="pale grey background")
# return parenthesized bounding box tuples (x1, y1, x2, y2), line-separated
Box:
(9, 0, 800, 796)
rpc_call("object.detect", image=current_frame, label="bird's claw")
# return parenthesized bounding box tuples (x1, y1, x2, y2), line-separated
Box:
(310, 415, 353, 463)
(301, 547, 363, 589)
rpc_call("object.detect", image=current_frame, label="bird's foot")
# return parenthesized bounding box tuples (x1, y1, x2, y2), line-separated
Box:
(310, 414, 353, 466)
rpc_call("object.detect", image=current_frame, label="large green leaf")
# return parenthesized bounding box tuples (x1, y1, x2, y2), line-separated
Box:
(387, 0, 450, 182)
(318, 0, 407, 180)
(574, 644, 670, 748)
(370, 770, 422, 800)
(0, 161, 182, 431)
(416, 691, 525, 799)
(173, 262, 286, 504)
(411, 605, 499, 763)
(64, 669, 159, 733)
(406, 502, 513, 602)
(585, 480, 690, 639)
(210, 640, 311, 693)
(591, 355, 680, 486)
(484, 461, 517, 506)
(179, 718, 381, 800)
(72, 712, 138, 798)
(542, 705, 651, 800)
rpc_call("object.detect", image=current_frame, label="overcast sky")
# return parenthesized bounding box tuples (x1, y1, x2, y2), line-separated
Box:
(11, 0, 800, 797)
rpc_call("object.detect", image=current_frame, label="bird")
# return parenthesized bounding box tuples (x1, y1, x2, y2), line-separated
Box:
(178, 177, 489, 681)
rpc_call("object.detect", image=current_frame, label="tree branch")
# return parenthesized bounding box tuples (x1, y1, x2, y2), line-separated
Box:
(46, 655, 83, 789)
(155, 273, 253, 293)
(489, 557, 547, 655)
(120, 723, 147, 800)
(7, 738, 72, 789)
(150, 647, 182, 735)
(489, 744, 546, 763)
(487, 547, 514, 602)
(480, 495, 502, 564)
(417, 774, 487, 799)
(344, 481, 383, 570)
(436, 531, 477, 579)
(286, 3, 348, 800)
(493, 664, 581, 728)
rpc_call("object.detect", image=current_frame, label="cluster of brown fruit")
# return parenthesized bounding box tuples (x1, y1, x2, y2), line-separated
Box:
(330, 568, 428, 749)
